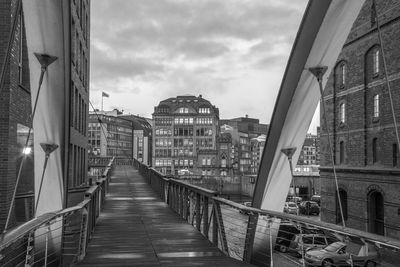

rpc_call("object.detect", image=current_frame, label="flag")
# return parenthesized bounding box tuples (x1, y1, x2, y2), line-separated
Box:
(102, 91, 110, 98)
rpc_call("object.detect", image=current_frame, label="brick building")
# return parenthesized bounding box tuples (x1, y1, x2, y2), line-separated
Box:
(297, 133, 319, 165)
(152, 95, 219, 175)
(320, 0, 400, 239)
(0, 0, 90, 231)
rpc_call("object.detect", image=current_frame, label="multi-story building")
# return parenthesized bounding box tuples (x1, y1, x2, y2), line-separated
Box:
(152, 95, 219, 175)
(250, 134, 266, 174)
(88, 110, 134, 158)
(119, 114, 152, 165)
(320, 0, 400, 239)
(217, 133, 234, 177)
(220, 116, 269, 175)
(0, 0, 90, 230)
(297, 133, 319, 165)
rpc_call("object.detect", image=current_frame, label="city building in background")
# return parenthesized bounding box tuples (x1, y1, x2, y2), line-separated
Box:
(0, 0, 90, 230)
(88, 109, 133, 158)
(220, 116, 269, 175)
(152, 95, 219, 175)
(250, 134, 266, 174)
(320, 0, 400, 239)
(297, 133, 319, 165)
(119, 114, 152, 165)
(292, 165, 320, 200)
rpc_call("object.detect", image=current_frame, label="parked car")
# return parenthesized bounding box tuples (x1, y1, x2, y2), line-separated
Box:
(311, 195, 321, 205)
(239, 201, 252, 215)
(304, 241, 380, 267)
(275, 222, 300, 253)
(287, 196, 303, 203)
(284, 202, 299, 215)
(299, 201, 320, 215)
(291, 234, 338, 256)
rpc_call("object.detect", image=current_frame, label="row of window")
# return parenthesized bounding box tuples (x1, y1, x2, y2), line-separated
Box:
(68, 144, 86, 188)
(155, 128, 172, 136)
(336, 47, 380, 88)
(339, 94, 380, 123)
(338, 139, 398, 166)
(70, 83, 87, 135)
(155, 138, 172, 147)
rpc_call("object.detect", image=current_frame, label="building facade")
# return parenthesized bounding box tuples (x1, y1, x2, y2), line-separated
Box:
(88, 110, 134, 158)
(320, 0, 400, 239)
(119, 114, 152, 165)
(152, 95, 219, 175)
(220, 116, 269, 175)
(297, 133, 319, 165)
(0, 0, 90, 230)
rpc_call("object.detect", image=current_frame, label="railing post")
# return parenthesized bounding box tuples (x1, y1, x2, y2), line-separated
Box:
(212, 204, 218, 246)
(196, 193, 201, 231)
(213, 200, 229, 256)
(203, 196, 209, 238)
(243, 213, 259, 263)
(183, 187, 188, 220)
(77, 207, 89, 261)
(179, 186, 184, 216)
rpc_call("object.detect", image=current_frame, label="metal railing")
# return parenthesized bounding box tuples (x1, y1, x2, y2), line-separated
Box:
(133, 159, 400, 267)
(0, 157, 115, 267)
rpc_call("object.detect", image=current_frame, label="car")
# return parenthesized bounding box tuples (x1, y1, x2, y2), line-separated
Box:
(275, 222, 300, 253)
(299, 201, 320, 215)
(287, 196, 303, 204)
(284, 202, 299, 215)
(291, 234, 338, 257)
(304, 241, 380, 267)
(311, 195, 321, 205)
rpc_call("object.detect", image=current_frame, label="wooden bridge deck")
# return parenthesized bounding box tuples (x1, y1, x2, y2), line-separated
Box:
(77, 165, 253, 267)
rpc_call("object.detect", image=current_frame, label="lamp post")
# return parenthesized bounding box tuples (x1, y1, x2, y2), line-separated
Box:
(281, 147, 298, 213)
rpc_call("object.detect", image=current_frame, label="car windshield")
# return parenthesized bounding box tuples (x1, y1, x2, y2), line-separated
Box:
(288, 203, 297, 207)
(324, 242, 344, 252)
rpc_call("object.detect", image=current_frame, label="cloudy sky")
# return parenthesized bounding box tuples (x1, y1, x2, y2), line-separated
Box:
(90, 0, 319, 133)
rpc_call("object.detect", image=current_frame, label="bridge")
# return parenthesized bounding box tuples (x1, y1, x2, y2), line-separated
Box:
(1, 157, 399, 267)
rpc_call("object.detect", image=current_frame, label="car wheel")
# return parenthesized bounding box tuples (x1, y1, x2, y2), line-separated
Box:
(321, 259, 333, 267)
(364, 260, 376, 267)
(279, 244, 288, 253)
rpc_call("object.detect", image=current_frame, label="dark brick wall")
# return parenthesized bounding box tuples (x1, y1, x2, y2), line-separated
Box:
(320, 0, 400, 239)
(0, 0, 32, 231)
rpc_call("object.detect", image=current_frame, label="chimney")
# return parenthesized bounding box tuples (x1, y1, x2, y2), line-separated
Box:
(199, 94, 202, 98)
(245, 114, 248, 118)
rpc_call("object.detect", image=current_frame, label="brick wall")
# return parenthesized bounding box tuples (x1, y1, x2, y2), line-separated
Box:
(320, 0, 400, 239)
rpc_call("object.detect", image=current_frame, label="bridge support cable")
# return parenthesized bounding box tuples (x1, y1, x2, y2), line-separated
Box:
(309, 66, 346, 227)
(4, 54, 58, 232)
(372, 0, 400, 153)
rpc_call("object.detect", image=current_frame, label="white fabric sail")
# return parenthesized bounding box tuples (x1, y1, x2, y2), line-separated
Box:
(22, 0, 69, 217)
(253, 0, 365, 211)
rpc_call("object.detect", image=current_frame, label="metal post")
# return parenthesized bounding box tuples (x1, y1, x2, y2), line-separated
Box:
(44, 225, 50, 266)
(203, 196, 209, 237)
(196, 193, 201, 231)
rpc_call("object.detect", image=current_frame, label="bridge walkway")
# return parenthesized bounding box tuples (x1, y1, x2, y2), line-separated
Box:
(77, 165, 253, 266)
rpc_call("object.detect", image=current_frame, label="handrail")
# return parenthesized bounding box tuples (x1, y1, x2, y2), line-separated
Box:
(0, 156, 116, 267)
(170, 178, 217, 197)
(213, 197, 400, 250)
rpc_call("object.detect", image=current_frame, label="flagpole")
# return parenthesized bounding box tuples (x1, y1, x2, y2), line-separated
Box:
(101, 92, 103, 111)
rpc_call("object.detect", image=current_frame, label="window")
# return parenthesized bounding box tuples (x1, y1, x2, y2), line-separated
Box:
(339, 141, 344, 164)
(339, 103, 345, 123)
(373, 94, 379, 118)
(373, 48, 379, 74)
(178, 107, 189, 113)
(372, 138, 378, 163)
(340, 63, 346, 86)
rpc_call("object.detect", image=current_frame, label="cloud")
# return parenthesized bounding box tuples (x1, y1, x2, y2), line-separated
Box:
(90, 0, 311, 127)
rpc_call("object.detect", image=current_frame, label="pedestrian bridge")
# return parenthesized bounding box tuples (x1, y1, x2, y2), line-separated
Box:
(1, 157, 400, 267)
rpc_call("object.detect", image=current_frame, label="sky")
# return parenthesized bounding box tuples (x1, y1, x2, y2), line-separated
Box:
(90, 0, 319, 133)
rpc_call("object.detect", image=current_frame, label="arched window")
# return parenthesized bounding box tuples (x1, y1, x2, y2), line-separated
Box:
(368, 190, 384, 235)
(339, 103, 346, 123)
(373, 48, 380, 75)
(373, 94, 379, 118)
(372, 138, 378, 163)
(340, 63, 346, 86)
